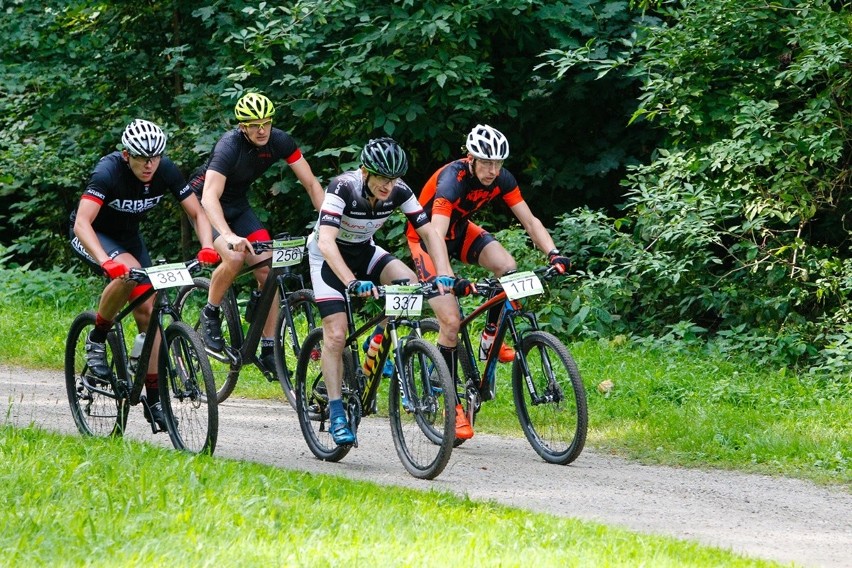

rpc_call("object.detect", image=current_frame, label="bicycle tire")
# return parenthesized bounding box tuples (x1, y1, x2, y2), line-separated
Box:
(512, 330, 587, 465)
(416, 317, 476, 447)
(389, 337, 456, 479)
(175, 277, 242, 403)
(294, 327, 353, 462)
(273, 288, 319, 409)
(64, 311, 129, 437)
(158, 321, 219, 454)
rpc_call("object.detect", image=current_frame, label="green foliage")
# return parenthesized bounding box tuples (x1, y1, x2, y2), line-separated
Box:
(543, 1, 852, 376)
(0, 0, 654, 269)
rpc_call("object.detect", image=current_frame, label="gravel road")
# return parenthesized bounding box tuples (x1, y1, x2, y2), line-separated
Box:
(2, 364, 850, 567)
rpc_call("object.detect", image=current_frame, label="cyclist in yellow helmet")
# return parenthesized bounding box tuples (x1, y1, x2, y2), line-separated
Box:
(186, 92, 324, 373)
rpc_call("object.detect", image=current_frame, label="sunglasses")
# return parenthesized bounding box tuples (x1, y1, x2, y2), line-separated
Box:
(128, 154, 162, 164)
(242, 120, 273, 131)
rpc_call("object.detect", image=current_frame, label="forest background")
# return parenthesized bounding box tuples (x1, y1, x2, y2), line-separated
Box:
(0, 0, 850, 379)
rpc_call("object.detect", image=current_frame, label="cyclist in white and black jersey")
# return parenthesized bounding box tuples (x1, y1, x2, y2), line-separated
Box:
(308, 137, 460, 446)
(70, 119, 218, 429)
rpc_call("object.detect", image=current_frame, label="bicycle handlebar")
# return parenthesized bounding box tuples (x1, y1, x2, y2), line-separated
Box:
(471, 265, 562, 297)
(347, 280, 437, 299)
(127, 259, 202, 283)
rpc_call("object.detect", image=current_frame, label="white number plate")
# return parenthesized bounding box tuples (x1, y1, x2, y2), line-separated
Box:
(499, 271, 543, 300)
(272, 237, 306, 267)
(146, 263, 193, 290)
(384, 285, 423, 316)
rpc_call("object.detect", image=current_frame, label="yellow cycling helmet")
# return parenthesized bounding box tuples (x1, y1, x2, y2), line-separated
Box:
(234, 93, 276, 122)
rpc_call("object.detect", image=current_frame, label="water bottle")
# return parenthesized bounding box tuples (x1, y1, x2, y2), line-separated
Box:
(479, 323, 496, 361)
(362, 334, 383, 376)
(129, 332, 146, 373)
(245, 288, 262, 322)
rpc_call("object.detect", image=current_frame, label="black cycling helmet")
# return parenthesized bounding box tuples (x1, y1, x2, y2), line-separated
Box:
(360, 137, 408, 178)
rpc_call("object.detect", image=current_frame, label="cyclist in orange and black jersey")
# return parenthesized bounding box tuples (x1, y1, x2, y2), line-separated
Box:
(406, 124, 572, 439)
(406, 159, 524, 257)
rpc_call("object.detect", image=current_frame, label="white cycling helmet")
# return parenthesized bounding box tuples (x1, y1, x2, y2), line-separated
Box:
(465, 124, 509, 160)
(122, 119, 167, 157)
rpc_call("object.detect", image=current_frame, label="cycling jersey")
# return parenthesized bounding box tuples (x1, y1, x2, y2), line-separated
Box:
(405, 157, 524, 242)
(308, 169, 429, 316)
(69, 152, 190, 240)
(185, 128, 303, 219)
(315, 169, 429, 247)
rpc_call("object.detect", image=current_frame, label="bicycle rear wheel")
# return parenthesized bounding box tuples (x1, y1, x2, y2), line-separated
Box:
(175, 277, 242, 403)
(513, 330, 587, 465)
(65, 311, 129, 437)
(389, 337, 455, 479)
(274, 288, 319, 409)
(158, 321, 218, 454)
(294, 327, 353, 462)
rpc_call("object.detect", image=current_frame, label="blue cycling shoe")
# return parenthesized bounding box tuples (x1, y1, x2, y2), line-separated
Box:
(329, 416, 356, 446)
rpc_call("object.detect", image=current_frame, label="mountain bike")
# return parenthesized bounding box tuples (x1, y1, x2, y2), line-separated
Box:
(420, 266, 587, 465)
(65, 259, 219, 454)
(175, 234, 319, 407)
(294, 281, 456, 480)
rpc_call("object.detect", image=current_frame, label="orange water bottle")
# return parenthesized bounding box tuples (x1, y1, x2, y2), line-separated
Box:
(362, 333, 383, 376)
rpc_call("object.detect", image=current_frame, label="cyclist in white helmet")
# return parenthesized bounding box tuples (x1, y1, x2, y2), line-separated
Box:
(186, 92, 324, 376)
(406, 124, 571, 439)
(70, 118, 218, 430)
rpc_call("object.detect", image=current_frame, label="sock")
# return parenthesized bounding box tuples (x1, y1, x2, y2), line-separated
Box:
(260, 337, 274, 357)
(329, 398, 345, 421)
(90, 314, 113, 343)
(438, 344, 461, 405)
(203, 303, 220, 317)
(486, 304, 502, 331)
(145, 374, 159, 404)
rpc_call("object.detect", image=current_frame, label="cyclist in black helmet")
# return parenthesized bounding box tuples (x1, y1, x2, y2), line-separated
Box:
(186, 92, 324, 376)
(70, 118, 218, 430)
(307, 137, 458, 446)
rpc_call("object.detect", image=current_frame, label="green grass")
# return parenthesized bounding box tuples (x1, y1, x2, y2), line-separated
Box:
(0, 426, 782, 567)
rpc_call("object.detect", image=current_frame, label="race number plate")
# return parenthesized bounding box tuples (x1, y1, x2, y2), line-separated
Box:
(272, 237, 306, 268)
(145, 263, 193, 290)
(384, 285, 423, 316)
(499, 271, 544, 300)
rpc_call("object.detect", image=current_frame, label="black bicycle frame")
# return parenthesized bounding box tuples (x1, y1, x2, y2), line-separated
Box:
(456, 284, 540, 401)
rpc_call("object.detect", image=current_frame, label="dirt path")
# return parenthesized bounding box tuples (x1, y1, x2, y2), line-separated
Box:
(2, 364, 850, 567)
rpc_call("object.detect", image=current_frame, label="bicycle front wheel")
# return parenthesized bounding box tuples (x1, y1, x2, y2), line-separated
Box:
(158, 321, 218, 454)
(512, 331, 587, 465)
(65, 311, 129, 437)
(294, 327, 353, 462)
(274, 288, 319, 409)
(389, 337, 455, 479)
(175, 278, 242, 403)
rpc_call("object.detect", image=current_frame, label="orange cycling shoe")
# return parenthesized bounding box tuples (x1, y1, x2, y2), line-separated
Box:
(497, 343, 515, 363)
(455, 404, 473, 439)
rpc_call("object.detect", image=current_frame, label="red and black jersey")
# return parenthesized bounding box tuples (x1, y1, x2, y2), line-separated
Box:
(72, 152, 190, 239)
(186, 128, 303, 218)
(406, 158, 524, 241)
